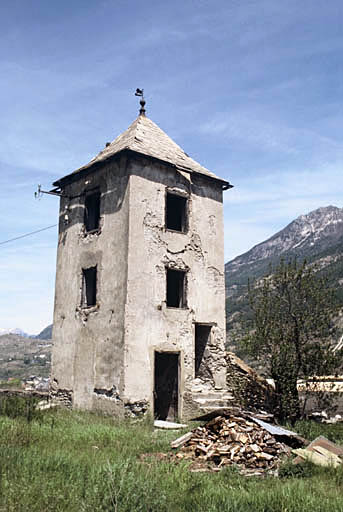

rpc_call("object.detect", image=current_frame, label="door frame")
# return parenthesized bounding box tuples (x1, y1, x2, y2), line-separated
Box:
(153, 349, 181, 420)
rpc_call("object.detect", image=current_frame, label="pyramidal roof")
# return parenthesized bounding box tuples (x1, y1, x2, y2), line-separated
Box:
(54, 115, 229, 187)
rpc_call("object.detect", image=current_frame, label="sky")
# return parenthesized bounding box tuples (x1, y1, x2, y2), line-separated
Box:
(1, 0, 343, 333)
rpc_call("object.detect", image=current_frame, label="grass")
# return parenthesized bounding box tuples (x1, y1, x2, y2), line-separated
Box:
(0, 378, 22, 389)
(0, 399, 343, 511)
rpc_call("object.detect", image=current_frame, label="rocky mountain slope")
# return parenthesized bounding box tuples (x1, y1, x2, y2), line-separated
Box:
(225, 205, 343, 349)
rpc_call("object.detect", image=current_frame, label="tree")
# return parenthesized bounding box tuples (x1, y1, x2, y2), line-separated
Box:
(243, 258, 340, 423)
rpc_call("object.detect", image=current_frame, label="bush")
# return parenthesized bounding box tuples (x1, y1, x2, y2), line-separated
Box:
(279, 458, 316, 479)
(0, 395, 42, 423)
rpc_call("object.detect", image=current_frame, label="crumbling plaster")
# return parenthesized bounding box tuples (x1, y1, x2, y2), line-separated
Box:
(123, 157, 227, 418)
(51, 153, 227, 418)
(52, 156, 130, 411)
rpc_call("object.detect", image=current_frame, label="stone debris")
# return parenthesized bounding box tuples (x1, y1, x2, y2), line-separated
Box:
(49, 388, 72, 408)
(124, 400, 149, 417)
(36, 400, 58, 411)
(171, 412, 298, 474)
(308, 411, 343, 424)
(154, 420, 188, 430)
(25, 376, 50, 392)
(226, 352, 276, 413)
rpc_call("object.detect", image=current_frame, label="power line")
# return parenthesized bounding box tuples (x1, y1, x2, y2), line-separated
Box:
(0, 224, 58, 247)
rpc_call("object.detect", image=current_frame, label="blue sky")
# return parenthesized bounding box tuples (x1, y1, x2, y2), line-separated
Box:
(1, 0, 343, 333)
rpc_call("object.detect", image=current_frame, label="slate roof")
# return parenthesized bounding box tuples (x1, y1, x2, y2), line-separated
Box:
(54, 115, 229, 187)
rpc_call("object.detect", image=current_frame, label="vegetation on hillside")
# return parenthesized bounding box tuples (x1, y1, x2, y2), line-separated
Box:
(225, 207, 343, 360)
(242, 259, 341, 422)
(0, 334, 51, 381)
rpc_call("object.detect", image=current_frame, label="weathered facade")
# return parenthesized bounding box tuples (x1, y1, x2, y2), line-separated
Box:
(51, 105, 232, 420)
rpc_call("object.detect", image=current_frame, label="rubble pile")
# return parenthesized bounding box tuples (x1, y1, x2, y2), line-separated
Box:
(172, 413, 292, 474)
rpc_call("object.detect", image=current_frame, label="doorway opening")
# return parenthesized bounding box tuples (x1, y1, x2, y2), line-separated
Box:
(154, 352, 179, 421)
(194, 324, 212, 379)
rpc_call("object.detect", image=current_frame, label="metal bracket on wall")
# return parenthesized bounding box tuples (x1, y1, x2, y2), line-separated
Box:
(35, 184, 67, 199)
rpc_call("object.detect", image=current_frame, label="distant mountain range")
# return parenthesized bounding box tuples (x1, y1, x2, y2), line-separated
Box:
(225, 205, 343, 352)
(0, 325, 52, 340)
(0, 328, 32, 338)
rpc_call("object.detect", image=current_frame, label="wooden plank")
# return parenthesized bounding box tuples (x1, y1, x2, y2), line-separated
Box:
(293, 448, 341, 468)
(171, 431, 193, 449)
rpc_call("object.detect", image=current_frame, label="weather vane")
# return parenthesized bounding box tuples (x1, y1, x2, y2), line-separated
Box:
(135, 88, 146, 116)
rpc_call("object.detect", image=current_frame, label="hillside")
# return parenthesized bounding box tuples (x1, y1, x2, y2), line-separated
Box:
(225, 205, 343, 353)
(0, 334, 51, 381)
(36, 324, 53, 340)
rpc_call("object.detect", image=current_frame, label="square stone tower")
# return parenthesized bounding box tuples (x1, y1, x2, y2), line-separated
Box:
(51, 103, 232, 420)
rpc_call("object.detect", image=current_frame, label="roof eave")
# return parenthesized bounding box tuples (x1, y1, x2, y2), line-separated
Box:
(53, 148, 233, 191)
(127, 149, 232, 190)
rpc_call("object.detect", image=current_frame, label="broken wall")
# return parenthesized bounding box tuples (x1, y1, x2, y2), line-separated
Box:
(226, 352, 276, 413)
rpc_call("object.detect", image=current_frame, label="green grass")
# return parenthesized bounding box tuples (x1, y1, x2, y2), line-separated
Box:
(0, 378, 22, 389)
(0, 402, 343, 511)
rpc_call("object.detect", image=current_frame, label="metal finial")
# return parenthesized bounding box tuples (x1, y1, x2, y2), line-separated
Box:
(135, 88, 146, 116)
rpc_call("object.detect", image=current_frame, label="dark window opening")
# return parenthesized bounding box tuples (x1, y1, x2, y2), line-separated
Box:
(84, 191, 101, 232)
(166, 268, 186, 308)
(154, 352, 179, 420)
(195, 324, 212, 379)
(166, 193, 187, 232)
(82, 266, 97, 307)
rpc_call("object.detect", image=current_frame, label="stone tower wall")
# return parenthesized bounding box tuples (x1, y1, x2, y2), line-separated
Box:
(123, 157, 227, 418)
(51, 153, 227, 418)
(51, 155, 130, 413)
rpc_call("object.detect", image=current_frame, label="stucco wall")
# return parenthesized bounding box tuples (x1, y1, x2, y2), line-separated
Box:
(51, 155, 130, 412)
(52, 153, 227, 417)
(123, 157, 227, 417)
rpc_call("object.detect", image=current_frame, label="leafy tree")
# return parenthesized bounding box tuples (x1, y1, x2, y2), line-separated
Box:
(243, 258, 340, 423)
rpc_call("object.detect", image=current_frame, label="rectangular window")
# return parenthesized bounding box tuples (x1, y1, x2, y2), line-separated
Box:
(84, 191, 101, 232)
(166, 268, 187, 308)
(82, 266, 97, 307)
(166, 192, 187, 232)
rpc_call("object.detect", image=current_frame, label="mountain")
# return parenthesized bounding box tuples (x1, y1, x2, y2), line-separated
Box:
(35, 324, 53, 340)
(0, 328, 32, 338)
(225, 205, 343, 351)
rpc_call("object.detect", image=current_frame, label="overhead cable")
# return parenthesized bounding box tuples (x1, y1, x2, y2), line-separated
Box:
(0, 224, 58, 247)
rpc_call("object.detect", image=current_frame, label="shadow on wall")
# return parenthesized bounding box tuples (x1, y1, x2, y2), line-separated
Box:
(55, 152, 223, 236)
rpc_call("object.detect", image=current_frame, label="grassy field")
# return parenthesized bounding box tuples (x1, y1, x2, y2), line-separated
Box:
(0, 400, 343, 512)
